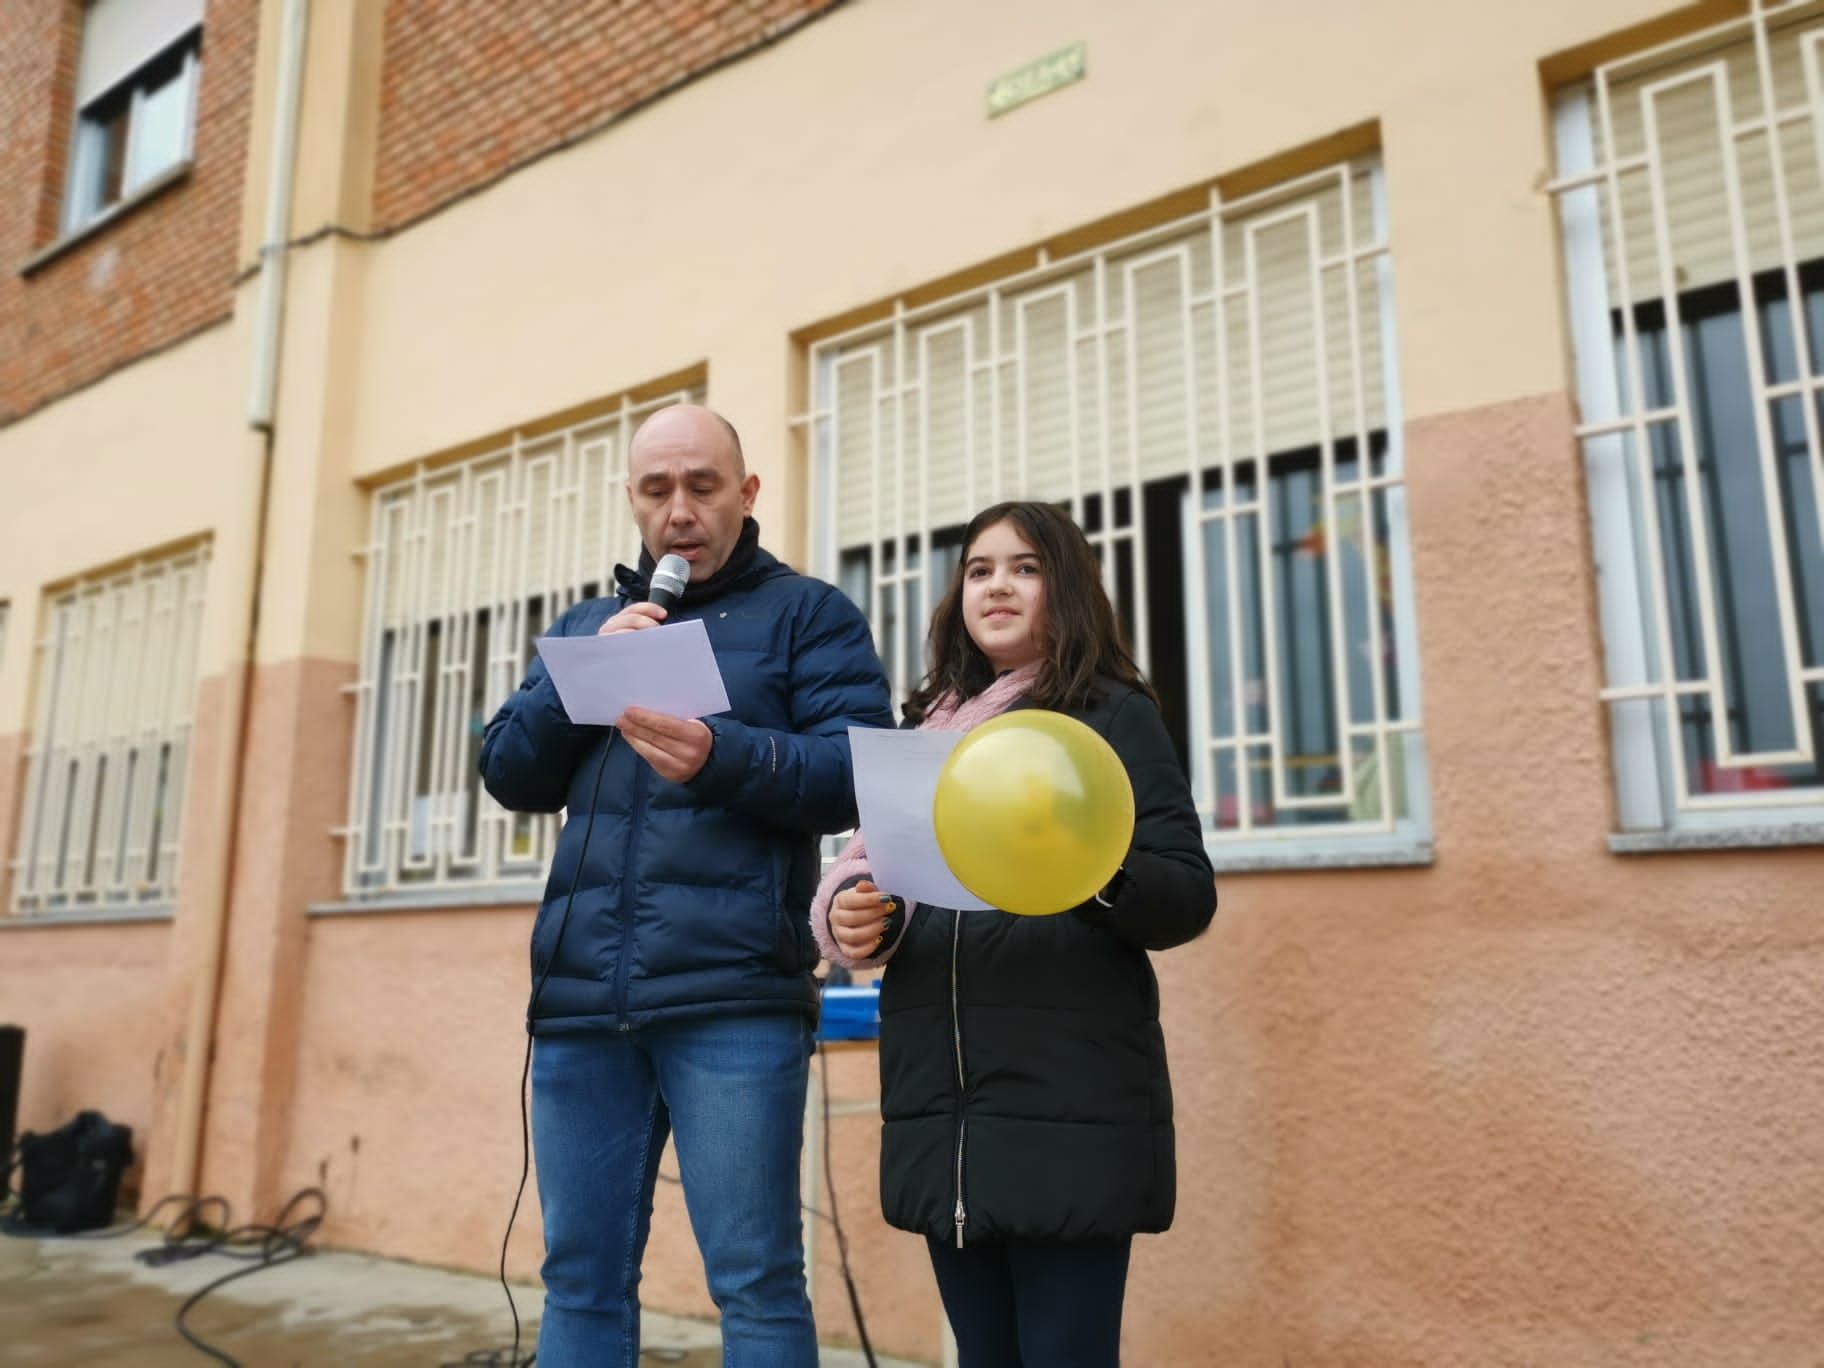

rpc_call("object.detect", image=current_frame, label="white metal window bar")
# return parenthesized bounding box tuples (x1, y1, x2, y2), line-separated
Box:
(1550, 0, 1824, 829)
(799, 159, 1430, 852)
(340, 385, 704, 898)
(7, 545, 210, 915)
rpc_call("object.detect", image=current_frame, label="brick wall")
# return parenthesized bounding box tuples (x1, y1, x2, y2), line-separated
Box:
(372, 0, 843, 232)
(0, 0, 841, 426)
(0, 0, 257, 427)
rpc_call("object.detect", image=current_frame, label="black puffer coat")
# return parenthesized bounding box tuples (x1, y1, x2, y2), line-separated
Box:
(872, 682, 1215, 1245)
(480, 531, 893, 1032)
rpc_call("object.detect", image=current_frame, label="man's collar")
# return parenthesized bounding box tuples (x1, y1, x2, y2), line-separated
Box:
(614, 517, 764, 607)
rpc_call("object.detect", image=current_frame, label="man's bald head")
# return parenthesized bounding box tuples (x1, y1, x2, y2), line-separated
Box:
(630, 404, 746, 481)
(625, 403, 760, 580)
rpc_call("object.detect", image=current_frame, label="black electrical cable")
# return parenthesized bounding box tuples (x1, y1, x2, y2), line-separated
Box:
(645, 1040, 881, 1364)
(2, 1184, 327, 1367)
(473, 733, 617, 1368)
(165, 1188, 328, 1367)
(818, 1041, 879, 1368)
(471, 730, 881, 1368)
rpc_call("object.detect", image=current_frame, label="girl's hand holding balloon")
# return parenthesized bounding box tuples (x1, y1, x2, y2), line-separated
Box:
(830, 879, 897, 960)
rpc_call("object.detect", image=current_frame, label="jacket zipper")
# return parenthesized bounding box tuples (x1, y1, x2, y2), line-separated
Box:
(950, 907, 967, 1248)
(611, 759, 648, 1027)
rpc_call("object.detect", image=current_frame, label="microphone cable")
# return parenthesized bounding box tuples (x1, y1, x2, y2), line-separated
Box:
(483, 731, 617, 1368)
(817, 1039, 879, 1368)
(472, 590, 878, 1367)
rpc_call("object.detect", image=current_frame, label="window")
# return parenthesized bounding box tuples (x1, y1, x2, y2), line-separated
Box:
(8, 546, 210, 915)
(1551, 4, 1824, 834)
(342, 384, 705, 898)
(803, 158, 1431, 862)
(63, 0, 202, 235)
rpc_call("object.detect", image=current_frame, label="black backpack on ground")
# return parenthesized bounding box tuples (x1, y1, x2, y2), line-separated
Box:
(9, 1110, 133, 1234)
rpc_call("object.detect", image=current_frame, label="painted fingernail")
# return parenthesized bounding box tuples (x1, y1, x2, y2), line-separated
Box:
(879, 895, 894, 906)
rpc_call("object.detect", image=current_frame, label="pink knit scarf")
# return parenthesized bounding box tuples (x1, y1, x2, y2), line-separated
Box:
(810, 663, 1040, 969)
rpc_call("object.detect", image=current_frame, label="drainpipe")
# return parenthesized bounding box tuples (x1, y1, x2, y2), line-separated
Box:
(247, 0, 310, 434)
(166, 0, 309, 1212)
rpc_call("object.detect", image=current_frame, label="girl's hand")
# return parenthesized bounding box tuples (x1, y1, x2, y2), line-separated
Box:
(830, 879, 897, 960)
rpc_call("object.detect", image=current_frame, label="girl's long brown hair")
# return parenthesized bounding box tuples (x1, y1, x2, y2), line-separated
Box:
(903, 501, 1157, 723)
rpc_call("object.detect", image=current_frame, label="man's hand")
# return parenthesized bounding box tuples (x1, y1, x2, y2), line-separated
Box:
(598, 603, 668, 635)
(830, 879, 896, 960)
(617, 706, 712, 783)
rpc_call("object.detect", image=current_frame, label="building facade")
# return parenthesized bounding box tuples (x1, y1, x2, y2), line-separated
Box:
(2, 0, 1821, 1362)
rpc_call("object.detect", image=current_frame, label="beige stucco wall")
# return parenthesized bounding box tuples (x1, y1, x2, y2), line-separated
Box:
(273, 912, 952, 1356)
(332, 0, 1718, 512)
(1136, 392, 1824, 1366)
(291, 1, 1818, 1361)
(6, 0, 1823, 1362)
(0, 322, 259, 1185)
(266, 0, 1736, 674)
(0, 913, 173, 1186)
(267, 0, 1682, 665)
(267, 0, 1749, 663)
(0, 665, 237, 1212)
(0, 320, 259, 728)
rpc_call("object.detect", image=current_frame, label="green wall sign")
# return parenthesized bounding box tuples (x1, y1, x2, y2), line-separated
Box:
(987, 42, 1087, 119)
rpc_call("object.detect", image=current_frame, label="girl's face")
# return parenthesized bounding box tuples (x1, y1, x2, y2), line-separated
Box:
(962, 519, 1046, 673)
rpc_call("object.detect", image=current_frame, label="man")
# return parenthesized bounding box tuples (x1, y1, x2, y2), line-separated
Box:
(479, 404, 892, 1367)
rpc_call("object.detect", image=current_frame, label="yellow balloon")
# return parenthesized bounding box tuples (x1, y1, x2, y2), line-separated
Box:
(932, 710, 1135, 917)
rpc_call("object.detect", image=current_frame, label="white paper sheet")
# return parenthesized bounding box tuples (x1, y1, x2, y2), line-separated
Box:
(536, 619, 731, 725)
(847, 727, 993, 911)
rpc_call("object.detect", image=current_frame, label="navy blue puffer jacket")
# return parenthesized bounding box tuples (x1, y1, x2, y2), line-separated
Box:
(479, 537, 892, 1034)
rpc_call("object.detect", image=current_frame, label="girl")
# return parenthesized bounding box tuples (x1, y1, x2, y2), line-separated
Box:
(811, 501, 1216, 1368)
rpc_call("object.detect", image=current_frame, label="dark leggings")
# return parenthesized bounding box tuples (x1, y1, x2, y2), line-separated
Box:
(926, 1235, 1132, 1368)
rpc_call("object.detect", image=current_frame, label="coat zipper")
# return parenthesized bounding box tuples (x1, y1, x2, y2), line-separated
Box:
(611, 759, 648, 1026)
(950, 907, 967, 1248)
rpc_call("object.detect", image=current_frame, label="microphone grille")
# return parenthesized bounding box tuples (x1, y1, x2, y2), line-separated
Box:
(652, 553, 691, 595)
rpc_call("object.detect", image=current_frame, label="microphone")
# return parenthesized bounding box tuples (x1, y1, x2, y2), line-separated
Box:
(648, 553, 691, 614)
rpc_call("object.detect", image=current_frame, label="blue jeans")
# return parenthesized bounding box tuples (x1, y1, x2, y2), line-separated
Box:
(531, 1014, 817, 1368)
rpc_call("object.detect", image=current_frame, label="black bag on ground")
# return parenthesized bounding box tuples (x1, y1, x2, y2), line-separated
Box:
(13, 1110, 133, 1233)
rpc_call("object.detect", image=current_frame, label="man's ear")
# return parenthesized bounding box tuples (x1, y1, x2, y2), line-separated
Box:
(740, 472, 761, 515)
